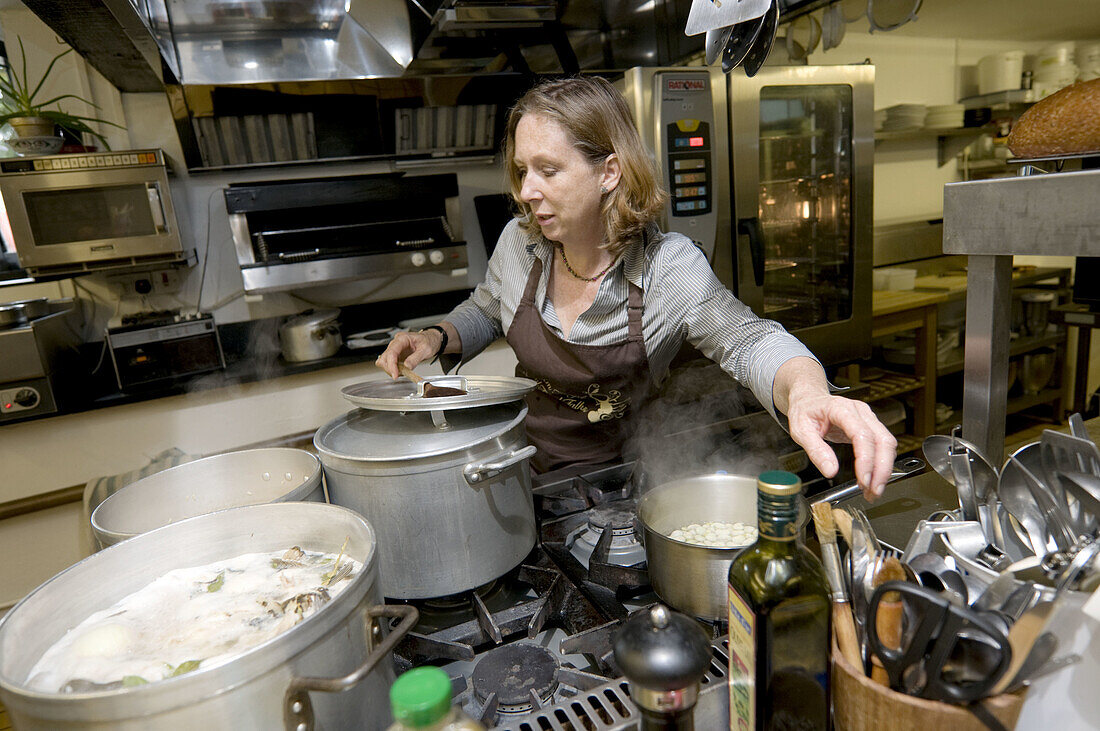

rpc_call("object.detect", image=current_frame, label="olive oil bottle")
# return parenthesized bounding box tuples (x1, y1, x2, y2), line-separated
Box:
(727, 470, 830, 731)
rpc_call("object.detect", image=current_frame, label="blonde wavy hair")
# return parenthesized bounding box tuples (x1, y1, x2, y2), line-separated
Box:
(504, 76, 668, 258)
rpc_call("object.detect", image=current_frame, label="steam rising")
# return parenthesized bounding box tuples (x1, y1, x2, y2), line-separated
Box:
(625, 360, 793, 491)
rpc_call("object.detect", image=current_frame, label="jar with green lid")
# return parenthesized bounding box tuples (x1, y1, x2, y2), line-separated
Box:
(387, 666, 485, 731)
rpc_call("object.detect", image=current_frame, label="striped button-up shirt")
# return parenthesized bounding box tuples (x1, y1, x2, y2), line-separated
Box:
(445, 219, 817, 419)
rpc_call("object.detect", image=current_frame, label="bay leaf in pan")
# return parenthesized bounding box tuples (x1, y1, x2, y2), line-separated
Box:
(722, 13, 767, 73)
(742, 0, 779, 77)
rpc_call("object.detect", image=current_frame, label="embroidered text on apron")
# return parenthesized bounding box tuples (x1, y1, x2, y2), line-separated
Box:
(505, 253, 655, 473)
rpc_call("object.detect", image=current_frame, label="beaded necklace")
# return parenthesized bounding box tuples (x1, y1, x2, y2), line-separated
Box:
(557, 245, 616, 282)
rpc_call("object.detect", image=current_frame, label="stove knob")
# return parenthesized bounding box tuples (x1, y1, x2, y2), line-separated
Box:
(13, 388, 38, 408)
(410, 252, 427, 267)
(429, 249, 444, 265)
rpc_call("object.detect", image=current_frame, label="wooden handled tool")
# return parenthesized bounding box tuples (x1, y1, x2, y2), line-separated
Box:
(811, 502, 864, 672)
(870, 556, 907, 687)
(398, 363, 466, 397)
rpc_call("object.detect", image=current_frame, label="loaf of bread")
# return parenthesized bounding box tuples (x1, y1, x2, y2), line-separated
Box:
(1007, 78, 1100, 157)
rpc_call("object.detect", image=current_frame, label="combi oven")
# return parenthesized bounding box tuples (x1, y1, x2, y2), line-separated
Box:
(0, 149, 187, 278)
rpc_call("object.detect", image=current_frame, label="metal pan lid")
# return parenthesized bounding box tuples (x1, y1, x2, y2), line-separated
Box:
(341, 374, 536, 411)
(315, 401, 527, 461)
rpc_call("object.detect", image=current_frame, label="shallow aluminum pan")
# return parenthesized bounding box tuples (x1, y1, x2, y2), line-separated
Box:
(341, 374, 536, 411)
(91, 448, 324, 548)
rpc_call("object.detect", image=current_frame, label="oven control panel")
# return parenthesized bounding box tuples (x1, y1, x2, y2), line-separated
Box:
(1, 386, 40, 412)
(0, 149, 164, 174)
(655, 70, 717, 261)
(0, 378, 56, 423)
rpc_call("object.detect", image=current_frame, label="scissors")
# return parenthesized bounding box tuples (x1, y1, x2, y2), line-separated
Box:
(867, 581, 1012, 702)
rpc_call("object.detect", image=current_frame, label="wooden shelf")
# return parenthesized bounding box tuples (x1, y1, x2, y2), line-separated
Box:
(895, 434, 924, 455)
(870, 265, 1073, 452)
(938, 332, 1066, 375)
(1007, 387, 1065, 416)
(854, 371, 925, 402)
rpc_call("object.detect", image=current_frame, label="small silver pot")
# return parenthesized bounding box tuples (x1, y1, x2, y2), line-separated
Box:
(637, 473, 760, 621)
(91, 448, 325, 548)
(280, 309, 342, 362)
(0, 502, 416, 731)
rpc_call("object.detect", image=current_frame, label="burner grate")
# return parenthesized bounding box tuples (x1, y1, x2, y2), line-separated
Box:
(492, 637, 733, 731)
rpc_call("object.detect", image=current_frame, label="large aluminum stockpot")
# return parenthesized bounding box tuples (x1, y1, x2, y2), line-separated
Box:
(91, 448, 325, 548)
(315, 401, 537, 600)
(638, 473, 760, 621)
(0, 502, 416, 731)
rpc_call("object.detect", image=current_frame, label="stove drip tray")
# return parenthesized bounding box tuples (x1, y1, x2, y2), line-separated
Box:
(472, 643, 560, 717)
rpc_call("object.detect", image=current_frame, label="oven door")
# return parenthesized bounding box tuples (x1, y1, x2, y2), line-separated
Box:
(0, 167, 184, 275)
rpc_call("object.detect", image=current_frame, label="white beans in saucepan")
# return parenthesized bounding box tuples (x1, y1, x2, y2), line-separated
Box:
(667, 521, 758, 548)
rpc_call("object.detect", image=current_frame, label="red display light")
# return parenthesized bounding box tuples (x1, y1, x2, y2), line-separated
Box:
(688, 137, 704, 147)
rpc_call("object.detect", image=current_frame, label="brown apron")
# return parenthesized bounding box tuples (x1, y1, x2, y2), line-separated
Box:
(505, 253, 655, 473)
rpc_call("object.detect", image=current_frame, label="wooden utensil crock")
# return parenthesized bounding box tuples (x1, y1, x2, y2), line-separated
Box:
(831, 646, 1025, 731)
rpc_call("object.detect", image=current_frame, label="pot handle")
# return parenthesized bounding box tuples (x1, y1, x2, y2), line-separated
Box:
(812, 456, 926, 506)
(464, 445, 538, 485)
(283, 603, 419, 731)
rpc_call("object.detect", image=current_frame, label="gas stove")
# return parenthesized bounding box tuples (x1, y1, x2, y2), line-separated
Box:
(385, 460, 700, 728)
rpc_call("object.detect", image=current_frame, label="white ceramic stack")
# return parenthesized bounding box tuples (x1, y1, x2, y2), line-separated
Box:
(1076, 40, 1100, 81)
(1034, 41, 1078, 98)
(923, 103, 964, 130)
(874, 108, 888, 130)
(881, 104, 926, 131)
(977, 50, 1026, 95)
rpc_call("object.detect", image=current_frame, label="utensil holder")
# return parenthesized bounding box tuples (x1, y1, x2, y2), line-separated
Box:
(831, 647, 1025, 731)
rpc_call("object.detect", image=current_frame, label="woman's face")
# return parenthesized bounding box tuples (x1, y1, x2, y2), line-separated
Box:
(513, 113, 611, 249)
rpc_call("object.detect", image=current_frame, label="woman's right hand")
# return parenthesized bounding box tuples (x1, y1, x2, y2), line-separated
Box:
(375, 329, 444, 378)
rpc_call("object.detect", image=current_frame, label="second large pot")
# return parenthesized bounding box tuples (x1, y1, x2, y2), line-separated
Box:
(315, 401, 537, 600)
(0, 502, 414, 731)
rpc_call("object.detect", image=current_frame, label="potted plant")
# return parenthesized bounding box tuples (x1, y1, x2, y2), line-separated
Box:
(0, 38, 124, 153)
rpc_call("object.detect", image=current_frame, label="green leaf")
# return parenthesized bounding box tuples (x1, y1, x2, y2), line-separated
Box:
(121, 675, 148, 687)
(166, 660, 202, 677)
(205, 571, 225, 593)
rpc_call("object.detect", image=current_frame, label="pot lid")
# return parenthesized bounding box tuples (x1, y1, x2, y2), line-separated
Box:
(315, 401, 527, 461)
(341, 375, 536, 411)
(284, 308, 340, 329)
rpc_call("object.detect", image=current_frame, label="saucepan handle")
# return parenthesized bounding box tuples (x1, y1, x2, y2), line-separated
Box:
(464, 445, 538, 485)
(813, 456, 926, 506)
(284, 604, 419, 731)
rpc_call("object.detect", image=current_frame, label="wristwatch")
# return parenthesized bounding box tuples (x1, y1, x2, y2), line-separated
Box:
(419, 325, 448, 363)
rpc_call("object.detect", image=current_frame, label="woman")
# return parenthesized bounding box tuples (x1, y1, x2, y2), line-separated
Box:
(377, 76, 896, 500)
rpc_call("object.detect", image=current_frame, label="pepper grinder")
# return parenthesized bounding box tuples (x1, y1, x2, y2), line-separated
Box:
(613, 604, 711, 731)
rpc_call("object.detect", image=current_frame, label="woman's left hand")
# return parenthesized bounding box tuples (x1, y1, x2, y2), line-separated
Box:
(785, 392, 898, 501)
(774, 357, 898, 501)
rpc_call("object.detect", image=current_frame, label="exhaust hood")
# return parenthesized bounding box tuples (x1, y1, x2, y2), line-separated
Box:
(25, 0, 715, 89)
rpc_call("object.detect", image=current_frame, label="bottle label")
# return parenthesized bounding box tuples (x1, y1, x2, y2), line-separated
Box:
(727, 584, 755, 731)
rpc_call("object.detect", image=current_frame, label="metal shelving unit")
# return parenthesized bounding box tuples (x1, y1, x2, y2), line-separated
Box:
(942, 166, 1099, 462)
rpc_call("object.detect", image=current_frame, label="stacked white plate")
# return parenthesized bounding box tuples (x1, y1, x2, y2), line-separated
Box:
(874, 108, 888, 130)
(923, 103, 965, 130)
(1035, 40, 1079, 93)
(881, 104, 926, 131)
(1076, 40, 1100, 81)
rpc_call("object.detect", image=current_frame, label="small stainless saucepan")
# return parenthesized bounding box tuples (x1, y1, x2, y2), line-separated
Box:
(639, 460, 925, 621)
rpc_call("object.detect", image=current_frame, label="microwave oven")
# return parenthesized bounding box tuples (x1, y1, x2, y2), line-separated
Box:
(0, 149, 187, 278)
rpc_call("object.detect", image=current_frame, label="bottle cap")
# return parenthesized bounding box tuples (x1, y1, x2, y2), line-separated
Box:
(757, 470, 802, 496)
(390, 666, 453, 727)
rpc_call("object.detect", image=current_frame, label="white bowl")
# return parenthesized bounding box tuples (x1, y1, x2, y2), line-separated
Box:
(8, 136, 63, 156)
